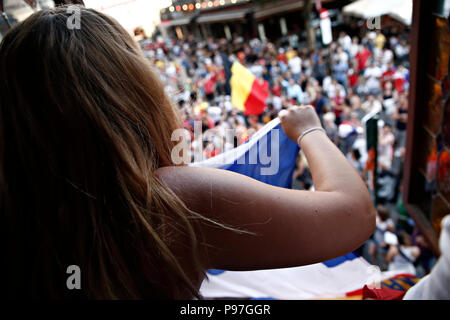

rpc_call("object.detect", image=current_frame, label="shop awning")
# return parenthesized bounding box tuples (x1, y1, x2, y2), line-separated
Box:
(159, 14, 198, 28)
(196, 8, 251, 24)
(254, 0, 304, 21)
(343, 0, 412, 25)
(388, 0, 413, 25)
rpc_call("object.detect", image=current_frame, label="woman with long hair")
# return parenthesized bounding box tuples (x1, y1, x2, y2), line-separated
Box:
(0, 6, 376, 299)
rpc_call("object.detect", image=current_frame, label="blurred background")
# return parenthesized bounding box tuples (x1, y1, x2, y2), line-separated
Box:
(1, 0, 449, 298)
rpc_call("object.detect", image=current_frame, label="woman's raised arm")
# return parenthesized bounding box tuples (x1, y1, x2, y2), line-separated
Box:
(156, 106, 376, 271)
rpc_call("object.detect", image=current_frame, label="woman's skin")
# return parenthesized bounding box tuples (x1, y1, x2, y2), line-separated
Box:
(157, 106, 376, 272)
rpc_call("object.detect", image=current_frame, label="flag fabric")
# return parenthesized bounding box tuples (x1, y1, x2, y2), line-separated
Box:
(230, 62, 269, 116)
(191, 118, 299, 188)
(192, 118, 406, 299)
(200, 253, 407, 300)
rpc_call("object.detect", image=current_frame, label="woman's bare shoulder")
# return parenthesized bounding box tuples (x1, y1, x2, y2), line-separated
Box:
(155, 165, 375, 270)
(155, 166, 259, 197)
(155, 165, 215, 186)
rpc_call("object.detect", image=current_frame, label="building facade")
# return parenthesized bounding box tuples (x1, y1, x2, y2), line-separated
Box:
(158, 0, 347, 44)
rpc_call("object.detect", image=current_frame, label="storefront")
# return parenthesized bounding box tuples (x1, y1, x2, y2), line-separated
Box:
(159, 0, 347, 44)
(196, 7, 252, 39)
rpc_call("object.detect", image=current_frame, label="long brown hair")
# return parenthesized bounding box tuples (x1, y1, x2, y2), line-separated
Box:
(0, 6, 206, 299)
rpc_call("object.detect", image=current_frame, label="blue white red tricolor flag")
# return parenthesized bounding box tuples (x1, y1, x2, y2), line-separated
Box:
(192, 118, 404, 299)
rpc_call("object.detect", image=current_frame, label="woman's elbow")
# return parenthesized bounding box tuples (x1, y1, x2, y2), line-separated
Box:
(358, 196, 377, 241)
(366, 204, 377, 237)
(343, 192, 377, 241)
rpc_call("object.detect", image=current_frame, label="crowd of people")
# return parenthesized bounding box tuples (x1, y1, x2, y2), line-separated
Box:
(135, 26, 435, 277)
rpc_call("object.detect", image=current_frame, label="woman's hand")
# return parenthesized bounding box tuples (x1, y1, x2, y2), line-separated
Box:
(278, 105, 322, 143)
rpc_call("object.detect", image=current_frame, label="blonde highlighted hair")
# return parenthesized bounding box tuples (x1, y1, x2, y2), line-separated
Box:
(0, 6, 207, 299)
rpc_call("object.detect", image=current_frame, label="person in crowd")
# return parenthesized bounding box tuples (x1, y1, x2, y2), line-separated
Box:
(362, 93, 382, 114)
(350, 36, 360, 58)
(285, 78, 304, 104)
(333, 55, 349, 87)
(338, 31, 352, 54)
(382, 81, 397, 117)
(312, 89, 326, 118)
(292, 151, 313, 191)
(312, 54, 328, 86)
(411, 229, 437, 277)
(288, 51, 302, 81)
(385, 230, 421, 275)
(322, 112, 338, 143)
(363, 60, 383, 95)
(392, 92, 409, 148)
(368, 205, 396, 270)
(404, 215, 450, 299)
(373, 30, 387, 50)
(378, 123, 395, 171)
(347, 148, 363, 177)
(355, 44, 372, 74)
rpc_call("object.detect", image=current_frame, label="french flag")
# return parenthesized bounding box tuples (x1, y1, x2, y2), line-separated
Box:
(191, 118, 298, 188)
(192, 118, 404, 299)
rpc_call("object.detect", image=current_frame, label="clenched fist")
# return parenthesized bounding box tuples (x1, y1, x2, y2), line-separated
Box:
(278, 105, 323, 144)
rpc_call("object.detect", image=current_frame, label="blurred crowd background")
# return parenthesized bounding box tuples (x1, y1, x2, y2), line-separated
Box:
(134, 27, 436, 278)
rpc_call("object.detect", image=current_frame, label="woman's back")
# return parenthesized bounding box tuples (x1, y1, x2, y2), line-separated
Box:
(1, 6, 376, 299)
(0, 6, 205, 299)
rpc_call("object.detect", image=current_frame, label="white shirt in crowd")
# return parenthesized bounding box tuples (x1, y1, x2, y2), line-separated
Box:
(362, 99, 382, 114)
(364, 65, 382, 93)
(250, 64, 264, 78)
(374, 216, 395, 245)
(364, 65, 383, 79)
(220, 98, 233, 113)
(383, 98, 397, 116)
(338, 34, 352, 53)
(382, 49, 394, 66)
(378, 130, 395, 169)
(324, 82, 346, 100)
(395, 44, 408, 58)
(288, 56, 302, 75)
(272, 96, 283, 110)
(389, 245, 418, 276)
(336, 51, 349, 64)
(350, 42, 359, 57)
(207, 106, 223, 123)
(404, 215, 450, 300)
